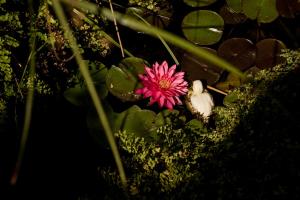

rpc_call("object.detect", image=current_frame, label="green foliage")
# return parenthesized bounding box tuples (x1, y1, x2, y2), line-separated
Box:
(101, 111, 220, 198)
(100, 50, 300, 199)
(128, 0, 168, 12)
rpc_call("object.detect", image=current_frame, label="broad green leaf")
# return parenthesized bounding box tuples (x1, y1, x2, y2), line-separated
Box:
(242, 0, 279, 23)
(114, 105, 156, 138)
(181, 10, 224, 45)
(184, 0, 217, 7)
(106, 57, 147, 101)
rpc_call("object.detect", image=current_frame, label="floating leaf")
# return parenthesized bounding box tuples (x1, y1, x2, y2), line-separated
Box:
(86, 104, 156, 147)
(256, 39, 286, 69)
(218, 38, 256, 71)
(106, 57, 147, 101)
(183, 0, 217, 7)
(219, 5, 247, 24)
(113, 105, 156, 138)
(179, 48, 223, 85)
(242, 0, 279, 23)
(181, 10, 224, 45)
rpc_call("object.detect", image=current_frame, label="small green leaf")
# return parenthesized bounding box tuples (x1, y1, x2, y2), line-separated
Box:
(181, 10, 224, 45)
(242, 0, 279, 23)
(106, 57, 147, 101)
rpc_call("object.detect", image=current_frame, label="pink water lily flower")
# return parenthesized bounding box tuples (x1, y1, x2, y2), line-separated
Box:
(135, 61, 188, 110)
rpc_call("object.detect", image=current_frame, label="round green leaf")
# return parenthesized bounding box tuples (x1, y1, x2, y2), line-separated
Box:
(118, 57, 147, 76)
(182, 10, 224, 45)
(184, 0, 217, 7)
(242, 0, 279, 23)
(106, 57, 147, 101)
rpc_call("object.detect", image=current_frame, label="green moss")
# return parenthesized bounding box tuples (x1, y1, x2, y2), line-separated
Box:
(100, 50, 300, 199)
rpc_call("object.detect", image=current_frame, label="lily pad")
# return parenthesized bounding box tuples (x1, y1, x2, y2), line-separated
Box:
(179, 47, 223, 85)
(255, 39, 286, 69)
(86, 104, 157, 147)
(242, 0, 279, 23)
(106, 57, 147, 101)
(183, 0, 217, 7)
(113, 105, 157, 138)
(218, 38, 256, 71)
(181, 10, 224, 45)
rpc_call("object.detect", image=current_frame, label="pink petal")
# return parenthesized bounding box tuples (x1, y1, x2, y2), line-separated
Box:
(144, 90, 152, 98)
(174, 96, 182, 105)
(145, 67, 155, 79)
(153, 62, 159, 74)
(148, 97, 156, 105)
(135, 88, 143, 94)
(171, 78, 184, 87)
(161, 61, 169, 74)
(158, 96, 165, 108)
(167, 65, 176, 77)
(173, 72, 185, 79)
(166, 96, 175, 106)
(165, 100, 173, 110)
(153, 90, 161, 100)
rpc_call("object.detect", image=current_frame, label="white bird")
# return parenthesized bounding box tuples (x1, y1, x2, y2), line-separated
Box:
(186, 80, 214, 122)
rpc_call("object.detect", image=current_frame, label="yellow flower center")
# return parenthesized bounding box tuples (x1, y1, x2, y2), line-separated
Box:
(159, 79, 171, 89)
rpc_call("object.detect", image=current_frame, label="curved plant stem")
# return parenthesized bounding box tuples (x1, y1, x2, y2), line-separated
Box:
(108, 0, 124, 58)
(11, 1, 36, 185)
(133, 12, 179, 65)
(52, 0, 127, 187)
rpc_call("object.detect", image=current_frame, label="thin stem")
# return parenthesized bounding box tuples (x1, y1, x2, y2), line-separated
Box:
(133, 12, 179, 65)
(108, 0, 124, 58)
(207, 85, 227, 96)
(11, 0, 37, 185)
(52, 0, 127, 187)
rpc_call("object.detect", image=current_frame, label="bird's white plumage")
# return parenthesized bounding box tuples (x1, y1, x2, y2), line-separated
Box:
(190, 80, 214, 119)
